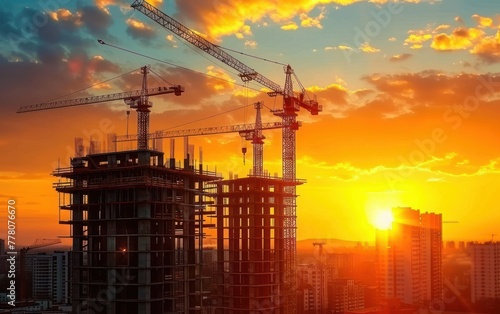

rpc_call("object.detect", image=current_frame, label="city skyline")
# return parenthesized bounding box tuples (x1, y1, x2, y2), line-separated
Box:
(2, 0, 500, 246)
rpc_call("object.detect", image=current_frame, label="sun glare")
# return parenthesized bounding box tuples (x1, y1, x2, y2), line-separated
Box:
(372, 210, 394, 230)
(365, 190, 401, 230)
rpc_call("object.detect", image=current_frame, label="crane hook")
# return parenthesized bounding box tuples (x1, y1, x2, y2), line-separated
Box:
(242, 147, 247, 165)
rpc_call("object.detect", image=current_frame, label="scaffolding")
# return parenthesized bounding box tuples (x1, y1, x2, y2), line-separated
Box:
(211, 175, 304, 313)
(54, 149, 219, 314)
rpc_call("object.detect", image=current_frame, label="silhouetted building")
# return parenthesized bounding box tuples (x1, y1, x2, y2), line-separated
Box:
(33, 254, 52, 301)
(54, 149, 219, 313)
(31, 251, 70, 306)
(470, 242, 500, 303)
(376, 207, 442, 306)
(458, 241, 466, 250)
(52, 251, 70, 304)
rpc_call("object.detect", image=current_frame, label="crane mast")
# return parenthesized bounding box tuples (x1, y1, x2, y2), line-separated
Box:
(17, 66, 184, 150)
(130, 2, 321, 312)
(240, 102, 265, 176)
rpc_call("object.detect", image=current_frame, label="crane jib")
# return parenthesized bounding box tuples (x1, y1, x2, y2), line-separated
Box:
(17, 86, 183, 113)
(131, 0, 283, 94)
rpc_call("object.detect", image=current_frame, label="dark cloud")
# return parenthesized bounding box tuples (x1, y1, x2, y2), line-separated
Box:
(80, 5, 115, 40)
(0, 8, 22, 44)
(125, 18, 156, 44)
(115, 65, 223, 105)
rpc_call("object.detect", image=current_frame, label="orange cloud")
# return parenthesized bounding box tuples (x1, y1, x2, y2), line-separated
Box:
(404, 32, 432, 49)
(431, 27, 483, 51)
(434, 24, 450, 32)
(95, 0, 163, 13)
(300, 8, 326, 29)
(49, 8, 77, 21)
(206, 66, 235, 92)
(244, 40, 258, 49)
(470, 30, 500, 63)
(360, 42, 380, 53)
(406, 15, 500, 62)
(174, 0, 422, 40)
(281, 22, 299, 31)
(472, 14, 494, 28)
(126, 18, 156, 41)
(390, 53, 412, 62)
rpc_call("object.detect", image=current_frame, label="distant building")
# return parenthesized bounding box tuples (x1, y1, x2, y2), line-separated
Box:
(297, 263, 328, 312)
(446, 241, 456, 249)
(32, 251, 70, 305)
(328, 278, 364, 313)
(52, 251, 70, 304)
(33, 254, 52, 301)
(470, 242, 500, 303)
(376, 207, 442, 306)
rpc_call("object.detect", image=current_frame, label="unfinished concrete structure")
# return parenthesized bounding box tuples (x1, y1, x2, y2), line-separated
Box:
(212, 175, 303, 313)
(54, 149, 219, 313)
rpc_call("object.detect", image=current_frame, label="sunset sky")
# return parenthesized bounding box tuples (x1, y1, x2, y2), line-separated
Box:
(1, 0, 500, 246)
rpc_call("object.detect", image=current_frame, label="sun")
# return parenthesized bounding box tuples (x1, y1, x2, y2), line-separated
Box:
(372, 210, 394, 230)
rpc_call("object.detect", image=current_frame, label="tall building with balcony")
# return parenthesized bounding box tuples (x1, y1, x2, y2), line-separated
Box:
(376, 207, 442, 306)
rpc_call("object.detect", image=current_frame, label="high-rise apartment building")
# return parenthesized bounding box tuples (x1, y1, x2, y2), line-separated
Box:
(52, 251, 70, 304)
(297, 263, 328, 312)
(376, 207, 442, 306)
(33, 254, 52, 301)
(32, 251, 70, 304)
(470, 242, 500, 303)
(328, 279, 364, 313)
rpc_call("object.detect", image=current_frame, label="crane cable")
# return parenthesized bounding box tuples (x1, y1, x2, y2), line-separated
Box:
(97, 39, 269, 96)
(43, 68, 138, 103)
(96, 40, 282, 132)
(165, 102, 256, 131)
(218, 45, 287, 66)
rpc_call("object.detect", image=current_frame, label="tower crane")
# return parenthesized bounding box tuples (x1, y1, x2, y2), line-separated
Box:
(129, 2, 322, 310)
(116, 102, 297, 177)
(17, 66, 184, 150)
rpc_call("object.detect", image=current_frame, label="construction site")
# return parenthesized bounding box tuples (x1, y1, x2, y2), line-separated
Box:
(16, 1, 321, 313)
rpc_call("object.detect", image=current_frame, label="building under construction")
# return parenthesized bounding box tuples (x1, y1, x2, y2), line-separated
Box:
(54, 148, 219, 314)
(212, 174, 303, 313)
